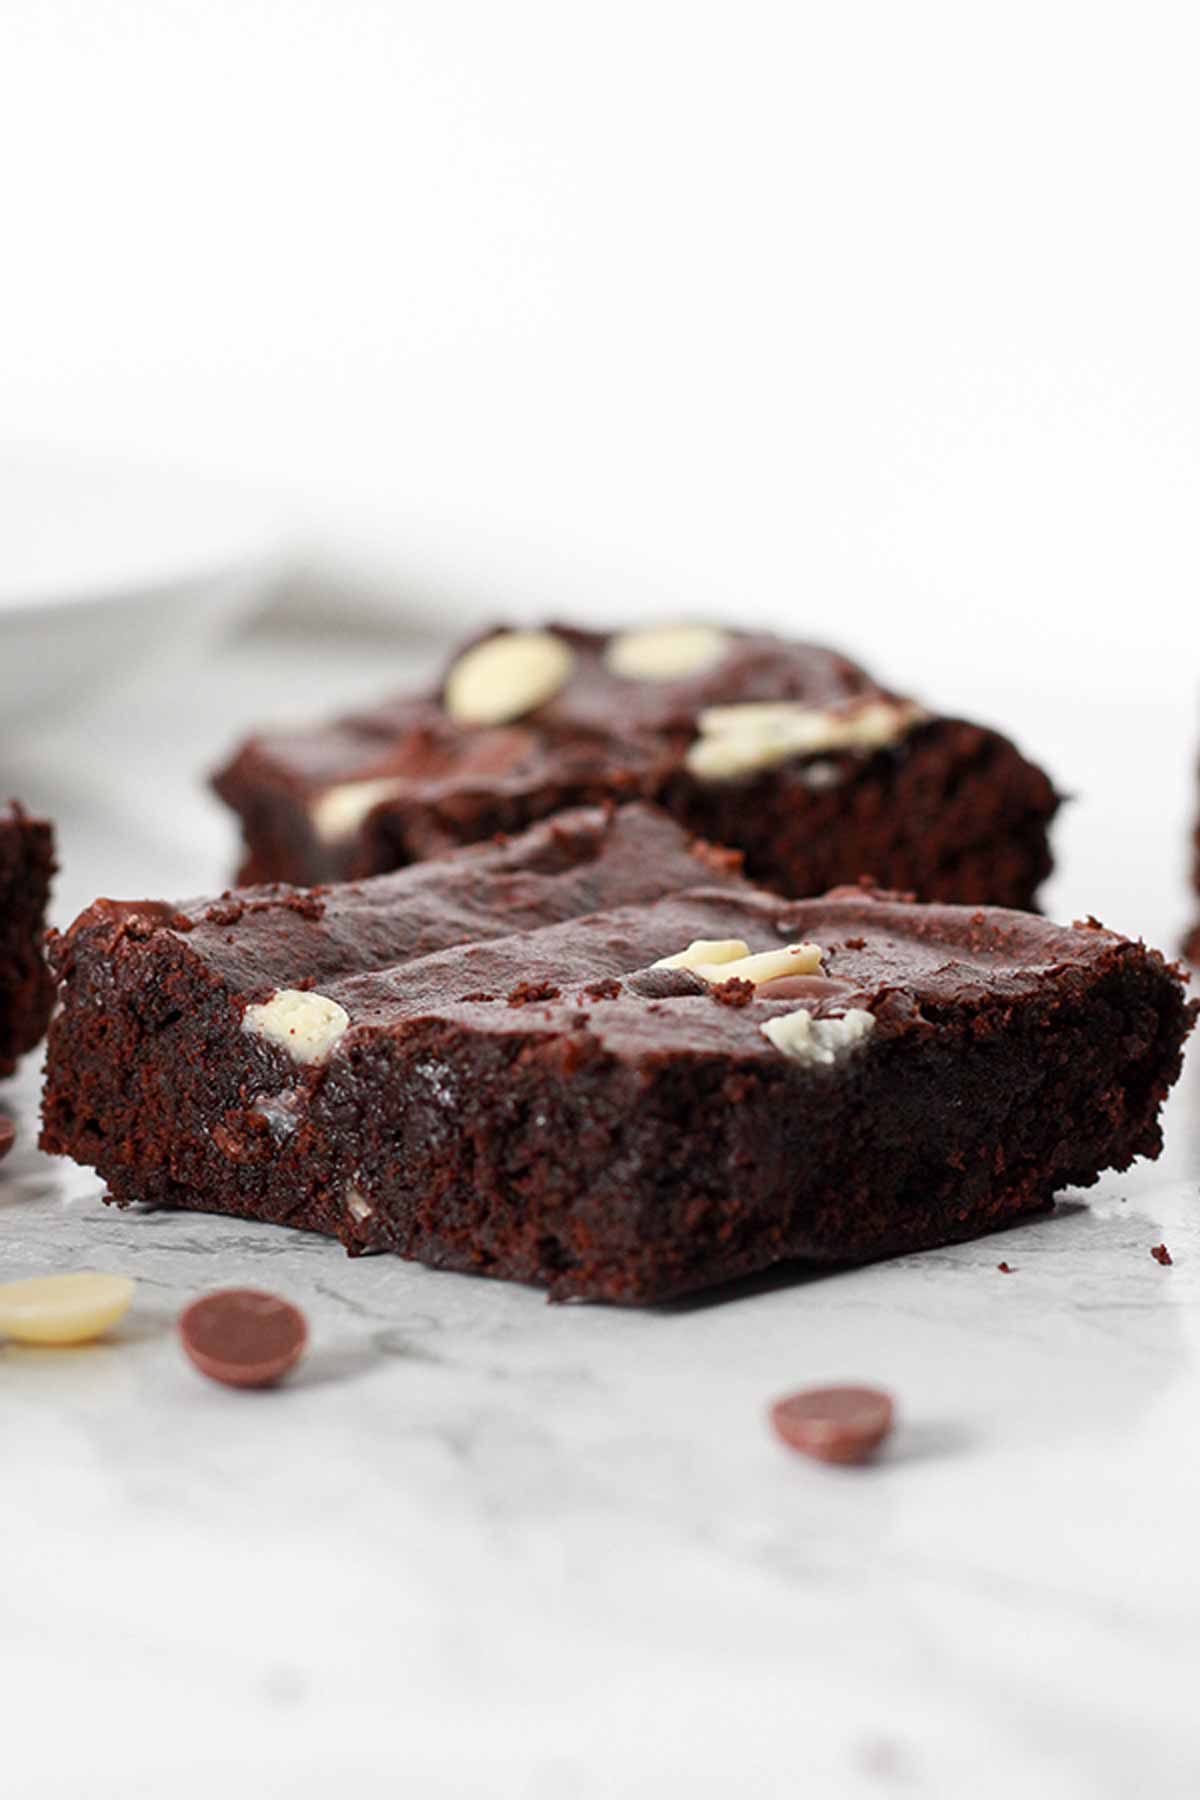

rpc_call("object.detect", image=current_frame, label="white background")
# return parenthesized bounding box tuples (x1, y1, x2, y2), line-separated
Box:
(5, 6, 1200, 1798)
(4, 1, 1200, 694)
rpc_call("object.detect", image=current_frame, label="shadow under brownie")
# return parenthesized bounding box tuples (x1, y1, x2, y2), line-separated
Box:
(41, 805, 1192, 1303)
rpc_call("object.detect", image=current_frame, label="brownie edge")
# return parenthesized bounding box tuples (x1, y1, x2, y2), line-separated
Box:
(41, 805, 1193, 1303)
(0, 802, 55, 1076)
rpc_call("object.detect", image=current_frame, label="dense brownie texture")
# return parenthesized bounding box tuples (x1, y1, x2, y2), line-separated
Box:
(0, 802, 55, 1077)
(213, 624, 1060, 907)
(41, 805, 1191, 1303)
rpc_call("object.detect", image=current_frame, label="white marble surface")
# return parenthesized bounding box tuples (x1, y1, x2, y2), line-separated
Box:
(4, 622, 1200, 1799)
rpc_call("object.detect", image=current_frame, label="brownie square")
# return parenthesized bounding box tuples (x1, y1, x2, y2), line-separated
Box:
(41, 805, 1191, 1303)
(213, 623, 1060, 908)
(0, 802, 55, 1076)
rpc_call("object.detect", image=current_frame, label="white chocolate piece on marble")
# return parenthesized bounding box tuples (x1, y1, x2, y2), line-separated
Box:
(760, 1007, 876, 1066)
(244, 989, 350, 1064)
(311, 776, 410, 843)
(685, 698, 926, 781)
(444, 630, 574, 725)
(0, 1272, 136, 1345)
(652, 938, 750, 973)
(605, 624, 732, 681)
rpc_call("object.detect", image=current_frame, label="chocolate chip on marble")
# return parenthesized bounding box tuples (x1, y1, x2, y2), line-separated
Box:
(179, 1289, 308, 1389)
(769, 1385, 894, 1465)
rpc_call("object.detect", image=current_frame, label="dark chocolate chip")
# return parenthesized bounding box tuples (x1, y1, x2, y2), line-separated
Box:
(0, 1118, 14, 1162)
(625, 966, 706, 999)
(179, 1289, 307, 1389)
(770, 1385, 894, 1465)
(1151, 1243, 1173, 1266)
(506, 980, 561, 1007)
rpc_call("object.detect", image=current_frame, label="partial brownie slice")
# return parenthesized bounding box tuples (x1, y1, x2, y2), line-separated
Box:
(1185, 786, 1200, 961)
(0, 802, 55, 1076)
(213, 623, 1060, 907)
(41, 804, 1191, 1304)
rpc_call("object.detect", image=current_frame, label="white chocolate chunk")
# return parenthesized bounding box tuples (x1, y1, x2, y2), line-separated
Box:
(651, 939, 824, 986)
(606, 624, 731, 681)
(652, 938, 750, 972)
(346, 1184, 374, 1222)
(685, 698, 926, 781)
(761, 1007, 876, 1066)
(244, 989, 350, 1064)
(311, 776, 410, 843)
(0, 1272, 135, 1344)
(444, 630, 574, 725)
(698, 942, 823, 986)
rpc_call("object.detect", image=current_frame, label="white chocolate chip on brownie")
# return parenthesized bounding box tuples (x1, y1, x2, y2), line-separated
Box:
(606, 624, 732, 681)
(444, 631, 574, 725)
(244, 989, 350, 1064)
(697, 942, 824, 985)
(311, 776, 410, 843)
(652, 940, 823, 985)
(761, 1007, 876, 1065)
(685, 698, 926, 781)
(652, 938, 750, 973)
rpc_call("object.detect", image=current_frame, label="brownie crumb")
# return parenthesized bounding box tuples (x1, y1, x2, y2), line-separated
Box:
(457, 991, 496, 1004)
(205, 900, 245, 927)
(1151, 1243, 1173, 1266)
(997, 1261, 1013, 1273)
(692, 839, 744, 877)
(506, 980, 562, 1007)
(584, 977, 622, 1001)
(710, 977, 755, 1008)
(247, 891, 327, 921)
(844, 936, 866, 951)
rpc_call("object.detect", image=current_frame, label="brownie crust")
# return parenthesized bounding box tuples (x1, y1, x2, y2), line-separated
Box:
(41, 806, 1191, 1304)
(0, 802, 55, 1076)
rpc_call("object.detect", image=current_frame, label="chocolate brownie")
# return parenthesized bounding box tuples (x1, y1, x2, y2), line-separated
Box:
(213, 623, 1060, 907)
(41, 804, 1191, 1304)
(1185, 794, 1200, 961)
(0, 802, 55, 1076)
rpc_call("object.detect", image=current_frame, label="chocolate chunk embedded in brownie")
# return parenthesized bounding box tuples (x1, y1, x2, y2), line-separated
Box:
(41, 804, 1192, 1303)
(213, 623, 1060, 907)
(0, 802, 55, 1076)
